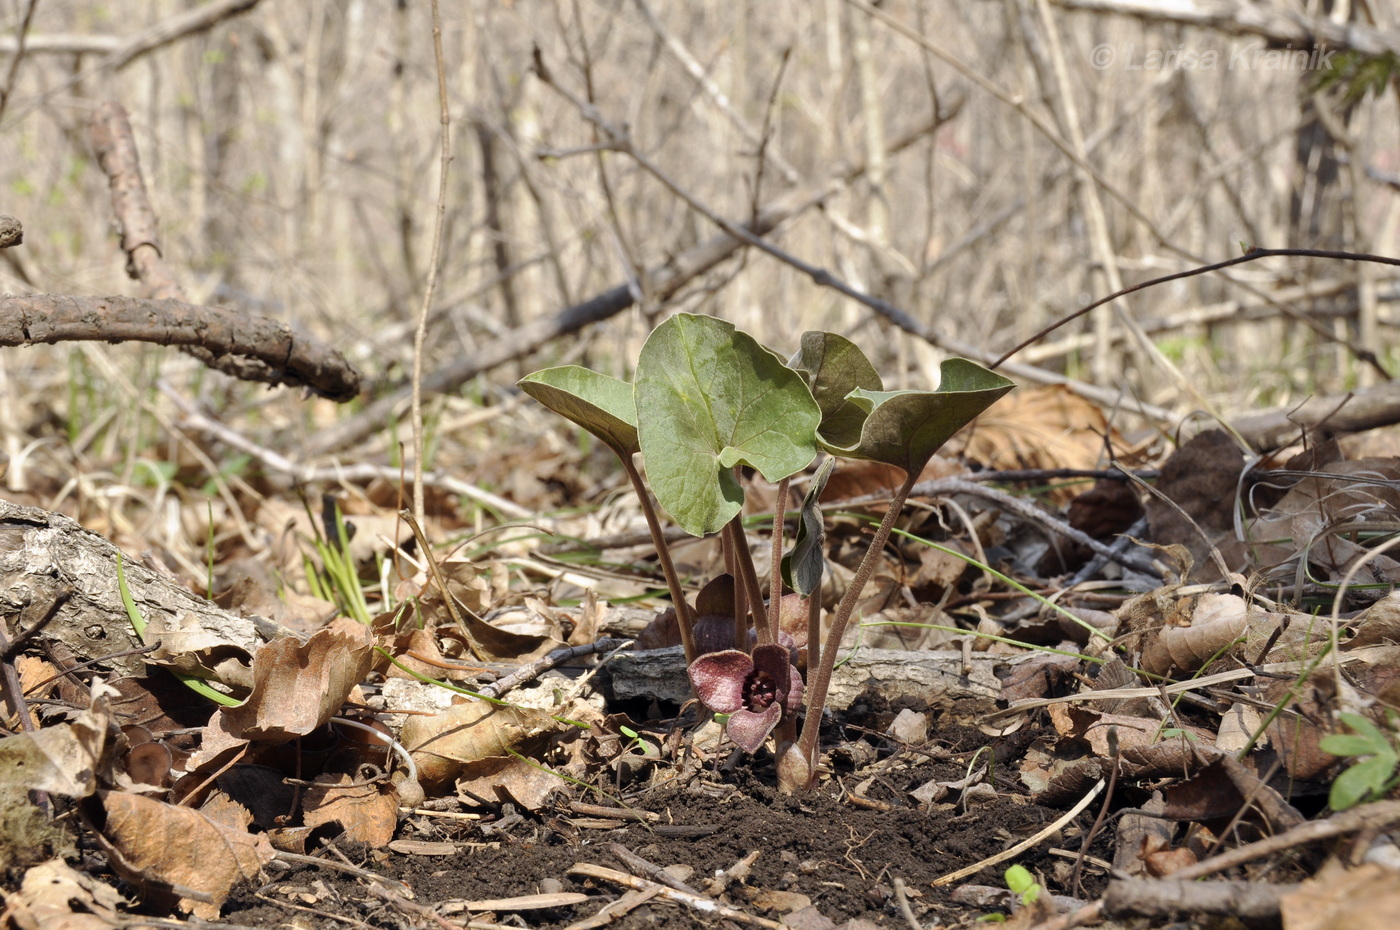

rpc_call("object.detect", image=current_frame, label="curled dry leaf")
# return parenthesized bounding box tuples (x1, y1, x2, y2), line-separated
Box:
(401, 699, 558, 792)
(193, 617, 375, 769)
(1139, 593, 1252, 677)
(82, 789, 274, 918)
(9, 859, 127, 930)
(0, 693, 120, 797)
(302, 773, 399, 846)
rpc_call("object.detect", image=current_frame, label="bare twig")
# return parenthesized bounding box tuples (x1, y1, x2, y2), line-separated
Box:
(476, 638, 630, 699)
(838, 475, 1162, 578)
(411, 0, 454, 528)
(1046, 0, 1400, 58)
(82, 102, 360, 399)
(304, 105, 959, 455)
(568, 862, 782, 929)
(0, 0, 39, 125)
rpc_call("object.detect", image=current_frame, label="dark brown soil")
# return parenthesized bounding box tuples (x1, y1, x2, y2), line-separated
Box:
(218, 734, 1093, 930)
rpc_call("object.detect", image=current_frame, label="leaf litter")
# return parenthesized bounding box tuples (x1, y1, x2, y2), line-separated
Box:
(8, 366, 1400, 929)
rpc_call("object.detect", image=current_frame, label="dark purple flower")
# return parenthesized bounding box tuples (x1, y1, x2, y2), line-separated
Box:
(688, 644, 804, 753)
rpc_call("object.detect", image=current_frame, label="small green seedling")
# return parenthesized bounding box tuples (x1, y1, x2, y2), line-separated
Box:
(521, 314, 1013, 793)
(1004, 864, 1041, 906)
(1320, 711, 1400, 810)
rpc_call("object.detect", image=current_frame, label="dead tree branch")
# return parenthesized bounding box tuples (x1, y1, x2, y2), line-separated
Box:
(1047, 0, 1400, 58)
(0, 0, 264, 71)
(304, 103, 960, 455)
(0, 294, 359, 402)
(36, 101, 362, 401)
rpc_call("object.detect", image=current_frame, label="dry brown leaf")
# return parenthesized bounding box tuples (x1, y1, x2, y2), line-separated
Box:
(1048, 704, 1215, 755)
(1140, 593, 1255, 677)
(83, 789, 274, 918)
(1281, 862, 1400, 930)
(302, 772, 398, 845)
(950, 385, 1125, 490)
(0, 691, 119, 797)
(401, 699, 558, 791)
(6, 859, 127, 930)
(1266, 679, 1335, 780)
(858, 604, 956, 651)
(455, 753, 568, 811)
(210, 616, 374, 744)
(1248, 458, 1400, 587)
(1347, 591, 1400, 649)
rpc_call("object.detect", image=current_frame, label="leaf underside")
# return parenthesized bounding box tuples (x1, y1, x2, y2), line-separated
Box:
(517, 366, 639, 457)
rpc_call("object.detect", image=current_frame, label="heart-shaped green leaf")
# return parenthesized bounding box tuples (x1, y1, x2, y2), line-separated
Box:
(825, 358, 1014, 475)
(791, 332, 883, 449)
(635, 314, 820, 536)
(517, 366, 638, 457)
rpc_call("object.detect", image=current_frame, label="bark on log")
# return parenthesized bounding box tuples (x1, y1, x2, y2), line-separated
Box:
(0, 500, 277, 686)
(606, 645, 1003, 715)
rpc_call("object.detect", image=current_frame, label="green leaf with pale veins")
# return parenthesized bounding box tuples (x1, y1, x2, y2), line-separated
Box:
(826, 358, 1015, 476)
(518, 366, 639, 457)
(790, 331, 884, 449)
(635, 314, 820, 536)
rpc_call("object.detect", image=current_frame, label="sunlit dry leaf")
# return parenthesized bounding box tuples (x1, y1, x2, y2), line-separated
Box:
(949, 385, 1126, 498)
(0, 693, 119, 797)
(1281, 862, 1400, 930)
(211, 616, 374, 743)
(1047, 704, 1214, 755)
(84, 790, 274, 918)
(401, 700, 557, 791)
(1140, 593, 1255, 677)
(455, 754, 567, 811)
(9, 859, 127, 930)
(13, 655, 55, 728)
(142, 609, 258, 693)
(1348, 591, 1400, 649)
(303, 773, 398, 845)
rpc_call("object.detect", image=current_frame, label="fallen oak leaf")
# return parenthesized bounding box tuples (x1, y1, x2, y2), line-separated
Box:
(303, 772, 399, 845)
(189, 617, 375, 771)
(81, 789, 274, 918)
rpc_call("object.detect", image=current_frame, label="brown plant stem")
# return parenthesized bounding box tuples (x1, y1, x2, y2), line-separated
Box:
(806, 589, 822, 678)
(621, 455, 696, 666)
(768, 476, 790, 644)
(793, 468, 919, 787)
(727, 514, 769, 647)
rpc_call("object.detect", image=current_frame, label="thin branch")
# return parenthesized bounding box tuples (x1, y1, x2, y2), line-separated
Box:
(411, 0, 454, 528)
(1046, 0, 1400, 58)
(304, 99, 958, 455)
(84, 102, 360, 399)
(0, 0, 40, 125)
(0, 294, 360, 402)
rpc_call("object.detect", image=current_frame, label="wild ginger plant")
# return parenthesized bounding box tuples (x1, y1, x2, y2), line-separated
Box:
(520, 313, 1014, 793)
